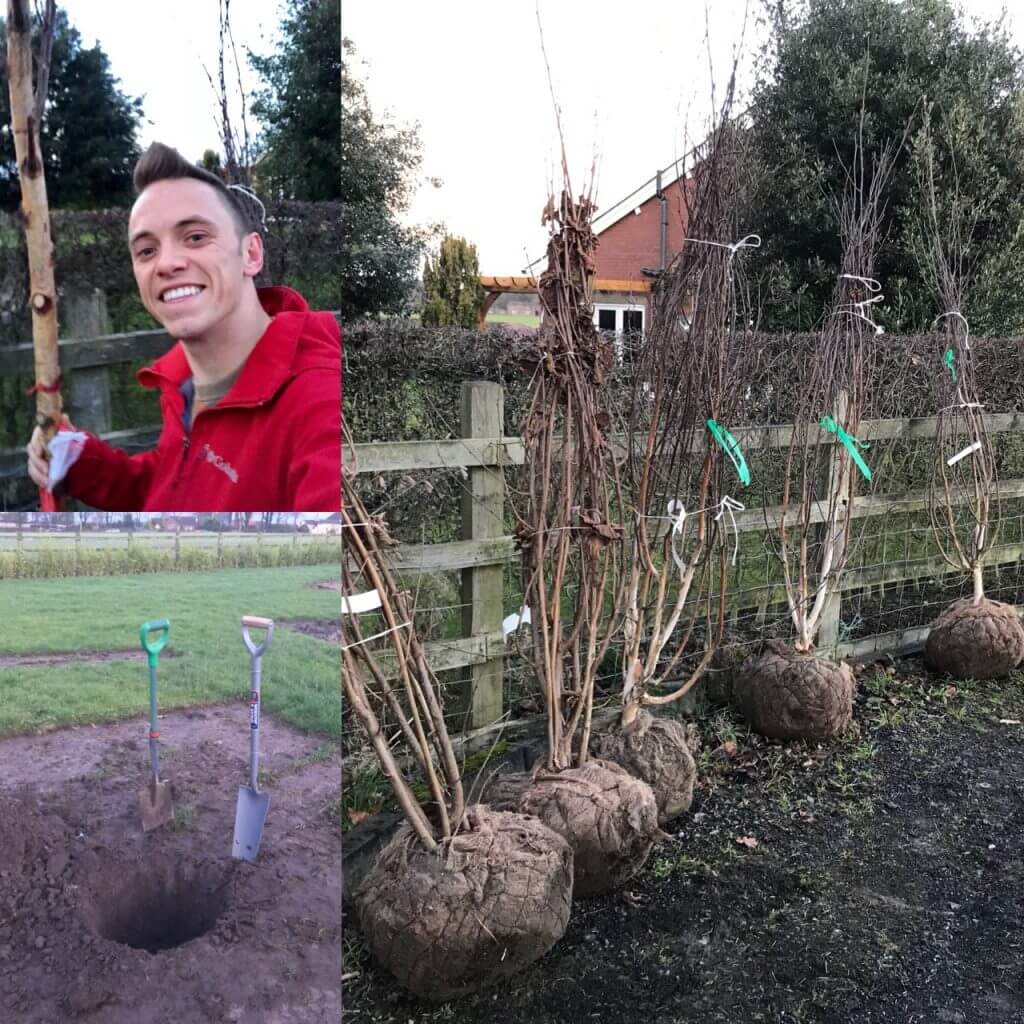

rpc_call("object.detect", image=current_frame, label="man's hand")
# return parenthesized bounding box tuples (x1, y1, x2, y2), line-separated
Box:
(26, 416, 74, 490)
(26, 425, 52, 489)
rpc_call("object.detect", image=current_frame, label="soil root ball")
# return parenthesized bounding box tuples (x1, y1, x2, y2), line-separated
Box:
(589, 712, 697, 824)
(924, 598, 1024, 679)
(515, 759, 661, 897)
(355, 805, 572, 1002)
(735, 641, 855, 740)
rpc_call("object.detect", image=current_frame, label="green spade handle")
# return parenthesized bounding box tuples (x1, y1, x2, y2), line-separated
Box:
(140, 619, 170, 669)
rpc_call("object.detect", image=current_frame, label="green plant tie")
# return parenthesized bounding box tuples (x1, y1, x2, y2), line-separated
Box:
(706, 420, 751, 486)
(819, 416, 872, 481)
(944, 348, 956, 382)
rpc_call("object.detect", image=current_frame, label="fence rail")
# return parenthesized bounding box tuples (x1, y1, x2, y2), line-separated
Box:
(347, 380, 1024, 732)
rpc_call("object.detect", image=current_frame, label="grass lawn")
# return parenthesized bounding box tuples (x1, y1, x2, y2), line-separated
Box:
(0, 563, 340, 737)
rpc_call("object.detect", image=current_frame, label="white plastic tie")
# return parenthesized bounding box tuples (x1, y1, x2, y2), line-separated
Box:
(682, 233, 761, 259)
(947, 441, 982, 467)
(934, 310, 970, 351)
(227, 183, 268, 231)
(714, 496, 746, 566)
(667, 499, 687, 535)
(840, 273, 882, 293)
(340, 621, 410, 652)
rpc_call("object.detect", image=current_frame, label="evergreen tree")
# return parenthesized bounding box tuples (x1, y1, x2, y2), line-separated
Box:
(421, 235, 486, 328)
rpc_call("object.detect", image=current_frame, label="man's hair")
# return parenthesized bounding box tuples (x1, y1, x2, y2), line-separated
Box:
(132, 142, 265, 239)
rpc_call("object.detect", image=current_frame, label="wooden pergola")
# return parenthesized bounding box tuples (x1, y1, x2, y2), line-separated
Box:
(478, 275, 651, 328)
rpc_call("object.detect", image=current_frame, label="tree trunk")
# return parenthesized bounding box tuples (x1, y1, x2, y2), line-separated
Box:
(6, 0, 63, 510)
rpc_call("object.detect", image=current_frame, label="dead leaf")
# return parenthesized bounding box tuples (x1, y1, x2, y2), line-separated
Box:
(716, 741, 738, 757)
(735, 836, 759, 849)
(348, 809, 369, 826)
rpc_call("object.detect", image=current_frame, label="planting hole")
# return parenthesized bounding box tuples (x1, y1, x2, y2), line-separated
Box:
(82, 860, 228, 954)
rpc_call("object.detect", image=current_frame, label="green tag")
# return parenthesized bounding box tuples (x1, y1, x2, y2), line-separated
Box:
(707, 420, 751, 486)
(819, 416, 872, 481)
(944, 348, 956, 383)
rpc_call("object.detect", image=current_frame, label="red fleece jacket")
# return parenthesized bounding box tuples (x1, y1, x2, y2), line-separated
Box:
(62, 286, 340, 511)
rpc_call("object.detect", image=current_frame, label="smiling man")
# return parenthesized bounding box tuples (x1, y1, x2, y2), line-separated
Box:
(26, 142, 341, 512)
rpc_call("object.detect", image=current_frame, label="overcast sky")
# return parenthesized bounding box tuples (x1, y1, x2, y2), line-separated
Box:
(59, 0, 283, 164)
(343, 0, 1020, 275)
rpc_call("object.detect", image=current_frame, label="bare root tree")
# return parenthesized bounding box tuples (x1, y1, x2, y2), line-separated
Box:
(919, 130, 995, 602)
(773, 132, 897, 654)
(341, 428, 464, 850)
(515, 161, 628, 772)
(6, 0, 62, 511)
(917, 123, 1024, 677)
(735, 105, 899, 742)
(619, 103, 755, 724)
(342, 427, 574, 1000)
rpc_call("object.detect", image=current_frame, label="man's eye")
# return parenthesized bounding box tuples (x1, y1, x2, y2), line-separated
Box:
(134, 247, 155, 259)
(186, 232, 208, 243)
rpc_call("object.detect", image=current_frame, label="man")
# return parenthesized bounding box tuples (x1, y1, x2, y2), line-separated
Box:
(26, 142, 341, 512)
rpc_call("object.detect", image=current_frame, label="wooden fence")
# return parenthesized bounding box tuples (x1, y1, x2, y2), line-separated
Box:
(348, 380, 1024, 733)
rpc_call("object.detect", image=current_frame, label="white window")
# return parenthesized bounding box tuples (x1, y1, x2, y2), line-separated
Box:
(593, 304, 644, 335)
(594, 303, 644, 361)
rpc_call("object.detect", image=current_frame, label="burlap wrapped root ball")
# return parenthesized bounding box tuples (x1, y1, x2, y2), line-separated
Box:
(589, 712, 698, 824)
(509, 759, 661, 897)
(924, 598, 1024, 679)
(356, 805, 573, 1002)
(735, 641, 856, 741)
(925, 593, 1024, 679)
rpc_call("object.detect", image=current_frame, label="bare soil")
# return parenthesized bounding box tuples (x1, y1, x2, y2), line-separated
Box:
(0, 705, 341, 1023)
(0, 648, 181, 668)
(342, 660, 1024, 1023)
(281, 618, 341, 644)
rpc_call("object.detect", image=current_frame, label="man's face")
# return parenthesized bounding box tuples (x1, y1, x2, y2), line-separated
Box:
(128, 178, 263, 342)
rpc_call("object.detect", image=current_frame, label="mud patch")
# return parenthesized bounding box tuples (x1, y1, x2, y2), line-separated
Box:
(280, 617, 340, 643)
(0, 648, 181, 668)
(0, 707, 341, 1023)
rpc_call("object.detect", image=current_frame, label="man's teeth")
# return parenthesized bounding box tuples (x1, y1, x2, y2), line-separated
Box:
(162, 286, 203, 302)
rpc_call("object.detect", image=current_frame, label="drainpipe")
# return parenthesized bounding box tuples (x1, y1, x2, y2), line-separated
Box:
(657, 169, 667, 272)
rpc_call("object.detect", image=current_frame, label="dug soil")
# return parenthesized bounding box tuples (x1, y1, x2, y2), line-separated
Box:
(0, 705, 341, 1023)
(343, 659, 1024, 1023)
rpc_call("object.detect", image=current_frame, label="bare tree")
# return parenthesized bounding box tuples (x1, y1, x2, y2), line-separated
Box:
(341, 426, 573, 1000)
(918, 119, 1024, 677)
(6, 0, 61, 510)
(202, 0, 255, 184)
(735, 95, 900, 741)
(515, 166, 627, 772)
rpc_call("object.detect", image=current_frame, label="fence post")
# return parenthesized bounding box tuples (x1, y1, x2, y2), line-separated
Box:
(459, 381, 505, 730)
(65, 289, 112, 434)
(817, 390, 850, 657)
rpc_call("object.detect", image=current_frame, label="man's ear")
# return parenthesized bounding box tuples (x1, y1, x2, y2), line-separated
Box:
(242, 232, 265, 279)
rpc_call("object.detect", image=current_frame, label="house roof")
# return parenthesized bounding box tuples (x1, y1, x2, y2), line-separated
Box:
(520, 149, 697, 274)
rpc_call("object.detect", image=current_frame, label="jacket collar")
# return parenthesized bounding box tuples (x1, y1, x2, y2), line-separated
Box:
(137, 286, 309, 407)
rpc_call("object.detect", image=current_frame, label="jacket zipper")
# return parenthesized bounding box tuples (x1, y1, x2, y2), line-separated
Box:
(176, 435, 190, 496)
